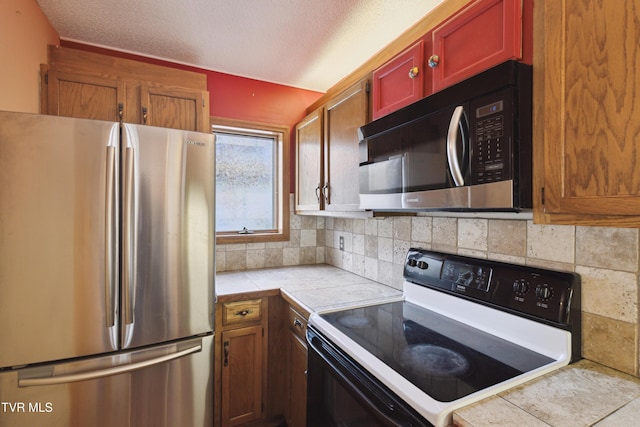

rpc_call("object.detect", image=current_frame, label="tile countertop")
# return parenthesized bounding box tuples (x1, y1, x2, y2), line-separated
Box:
(216, 264, 404, 310)
(215, 265, 640, 427)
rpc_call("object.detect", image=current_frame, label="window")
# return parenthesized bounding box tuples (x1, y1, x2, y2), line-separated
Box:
(212, 117, 290, 244)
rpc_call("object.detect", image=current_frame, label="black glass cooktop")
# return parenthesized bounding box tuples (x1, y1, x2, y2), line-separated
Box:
(321, 301, 554, 402)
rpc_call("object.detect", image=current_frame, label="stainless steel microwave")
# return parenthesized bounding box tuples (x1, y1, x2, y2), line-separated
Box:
(358, 61, 532, 211)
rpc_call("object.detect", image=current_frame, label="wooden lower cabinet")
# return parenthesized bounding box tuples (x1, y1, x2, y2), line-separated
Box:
(221, 325, 264, 427)
(215, 294, 311, 427)
(215, 298, 268, 427)
(286, 307, 308, 427)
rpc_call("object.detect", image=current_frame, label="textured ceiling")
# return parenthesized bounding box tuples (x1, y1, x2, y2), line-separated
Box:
(36, 0, 444, 92)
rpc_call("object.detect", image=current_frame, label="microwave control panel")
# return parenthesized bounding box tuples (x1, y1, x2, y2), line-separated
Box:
(471, 91, 514, 184)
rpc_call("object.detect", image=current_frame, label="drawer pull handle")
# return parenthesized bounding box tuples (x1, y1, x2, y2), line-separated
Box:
(236, 309, 251, 316)
(293, 318, 303, 329)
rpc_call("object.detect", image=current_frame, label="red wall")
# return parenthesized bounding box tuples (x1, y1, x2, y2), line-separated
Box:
(61, 41, 324, 192)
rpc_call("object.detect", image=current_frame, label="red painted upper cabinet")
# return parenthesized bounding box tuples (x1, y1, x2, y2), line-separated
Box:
(371, 40, 425, 120)
(429, 0, 523, 93)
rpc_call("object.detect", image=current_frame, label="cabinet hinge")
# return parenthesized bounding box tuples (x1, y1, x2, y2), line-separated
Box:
(541, 187, 545, 205)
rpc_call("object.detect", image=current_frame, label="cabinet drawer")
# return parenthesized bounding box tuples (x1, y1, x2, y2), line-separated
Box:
(222, 299, 263, 326)
(288, 306, 308, 341)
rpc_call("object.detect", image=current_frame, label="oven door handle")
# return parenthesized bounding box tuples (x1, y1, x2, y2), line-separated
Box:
(307, 328, 420, 426)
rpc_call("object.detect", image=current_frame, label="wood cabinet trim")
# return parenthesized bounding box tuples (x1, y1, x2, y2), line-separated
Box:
(47, 45, 207, 90)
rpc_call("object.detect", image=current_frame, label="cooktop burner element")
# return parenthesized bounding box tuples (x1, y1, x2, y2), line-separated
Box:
(336, 313, 372, 329)
(308, 248, 581, 427)
(395, 344, 470, 378)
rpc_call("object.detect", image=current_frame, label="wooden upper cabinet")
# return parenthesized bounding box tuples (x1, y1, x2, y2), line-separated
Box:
(295, 79, 369, 213)
(324, 79, 369, 211)
(45, 70, 124, 121)
(369, 0, 525, 119)
(138, 85, 208, 132)
(372, 40, 425, 120)
(42, 46, 210, 133)
(533, 0, 640, 227)
(430, 0, 523, 93)
(295, 108, 323, 212)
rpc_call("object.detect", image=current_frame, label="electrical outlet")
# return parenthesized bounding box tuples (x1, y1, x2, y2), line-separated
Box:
(339, 236, 344, 251)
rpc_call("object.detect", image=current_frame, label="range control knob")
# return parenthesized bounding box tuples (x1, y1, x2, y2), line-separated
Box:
(417, 260, 429, 270)
(536, 285, 553, 300)
(512, 279, 529, 295)
(407, 258, 417, 267)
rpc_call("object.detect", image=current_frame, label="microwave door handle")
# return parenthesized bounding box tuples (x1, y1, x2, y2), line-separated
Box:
(447, 106, 465, 187)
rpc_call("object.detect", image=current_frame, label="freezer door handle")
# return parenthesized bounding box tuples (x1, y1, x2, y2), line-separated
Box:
(123, 146, 136, 328)
(105, 145, 117, 328)
(18, 342, 202, 387)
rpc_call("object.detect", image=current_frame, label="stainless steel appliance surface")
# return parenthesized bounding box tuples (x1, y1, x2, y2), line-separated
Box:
(358, 60, 532, 212)
(0, 111, 215, 426)
(307, 249, 581, 427)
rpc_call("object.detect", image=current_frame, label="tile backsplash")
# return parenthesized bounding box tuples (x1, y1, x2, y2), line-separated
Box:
(216, 198, 639, 377)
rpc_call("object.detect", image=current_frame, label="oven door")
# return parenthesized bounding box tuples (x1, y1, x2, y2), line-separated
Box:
(306, 325, 431, 427)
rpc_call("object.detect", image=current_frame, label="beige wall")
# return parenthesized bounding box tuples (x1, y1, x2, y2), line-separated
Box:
(0, 0, 58, 113)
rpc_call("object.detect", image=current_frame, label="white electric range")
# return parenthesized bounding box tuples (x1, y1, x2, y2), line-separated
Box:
(306, 248, 581, 427)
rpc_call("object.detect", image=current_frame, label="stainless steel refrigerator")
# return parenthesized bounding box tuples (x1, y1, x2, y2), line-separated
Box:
(0, 111, 215, 426)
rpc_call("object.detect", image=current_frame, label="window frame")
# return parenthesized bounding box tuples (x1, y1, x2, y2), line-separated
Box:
(212, 116, 290, 245)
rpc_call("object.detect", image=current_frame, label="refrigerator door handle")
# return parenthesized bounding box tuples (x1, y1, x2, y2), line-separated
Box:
(105, 145, 117, 328)
(18, 342, 202, 387)
(123, 146, 136, 329)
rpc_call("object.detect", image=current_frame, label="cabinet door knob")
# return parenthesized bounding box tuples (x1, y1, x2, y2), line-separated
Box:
(408, 66, 420, 79)
(293, 318, 303, 329)
(428, 55, 440, 68)
(141, 106, 148, 124)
